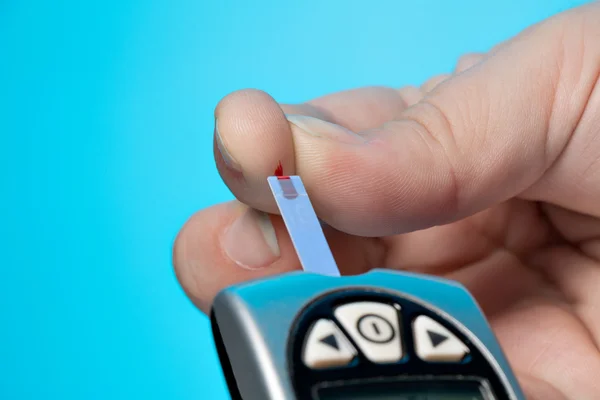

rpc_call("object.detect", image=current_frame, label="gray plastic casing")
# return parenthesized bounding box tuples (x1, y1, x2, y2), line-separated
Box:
(211, 269, 526, 400)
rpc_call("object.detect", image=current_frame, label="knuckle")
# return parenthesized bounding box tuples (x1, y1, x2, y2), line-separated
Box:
(396, 85, 424, 107)
(399, 101, 463, 215)
(421, 74, 451, 93)
(455, 53, 485, 72)
(534, 4, 600, 168)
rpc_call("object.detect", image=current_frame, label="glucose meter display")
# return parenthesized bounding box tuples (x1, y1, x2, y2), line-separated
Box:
(317, 379, 490, 400)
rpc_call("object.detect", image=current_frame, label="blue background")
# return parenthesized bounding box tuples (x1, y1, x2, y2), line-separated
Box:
(0, 0, 589, 398)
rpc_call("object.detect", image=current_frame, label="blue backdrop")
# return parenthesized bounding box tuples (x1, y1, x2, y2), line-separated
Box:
(0, 0, 589, 398)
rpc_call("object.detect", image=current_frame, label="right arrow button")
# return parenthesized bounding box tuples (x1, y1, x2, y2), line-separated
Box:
(427, 330, 448, 348)
(413, 315, 469, 362)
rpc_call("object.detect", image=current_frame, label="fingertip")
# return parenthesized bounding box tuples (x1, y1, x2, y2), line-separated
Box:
(172, 198, 388, 314)
(172, 201, 243, 312)
(213, 89, 296, 212)
(214, 89, 288, 154)
(172, 201, 301, 314)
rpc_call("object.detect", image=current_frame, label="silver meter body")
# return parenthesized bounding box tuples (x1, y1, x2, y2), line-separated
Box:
(210, 176, 525, 400)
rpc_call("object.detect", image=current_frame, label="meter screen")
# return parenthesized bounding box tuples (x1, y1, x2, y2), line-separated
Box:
(317, 379, 491, 400)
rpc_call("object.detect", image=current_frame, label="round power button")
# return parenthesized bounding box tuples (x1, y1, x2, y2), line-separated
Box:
(356, 313, 395, 344)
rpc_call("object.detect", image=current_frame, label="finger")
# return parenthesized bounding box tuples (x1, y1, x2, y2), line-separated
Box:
(382, 200, 554, 279)
(214, 87, 411, 213)
(495, 302, 600, 399)
(396, 85, 424, 107)
(541, 204, 600, 261)
(420, 74, 451, 93)
(517, 374, 567, 400)
(218, 4, 599, 237)
(527, 246, 600, 344)
(305, 6, 597, 236)
(303, 86, 412, 131)
(489, 285, 600, 399)
(284, 6, 594, 237)
(172, 201, 386, 313)
(454, 52, 486, 73)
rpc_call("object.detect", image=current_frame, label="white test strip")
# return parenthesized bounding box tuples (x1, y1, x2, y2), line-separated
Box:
(267, 176, 340, 277)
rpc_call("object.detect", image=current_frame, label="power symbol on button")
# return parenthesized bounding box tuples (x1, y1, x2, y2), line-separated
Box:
(356, 314, 395, 344)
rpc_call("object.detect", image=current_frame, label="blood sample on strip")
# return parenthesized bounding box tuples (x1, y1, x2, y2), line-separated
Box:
(274, 160, 284, 177)
(267, 176, 340, 277)
(278, 177, 298, 199)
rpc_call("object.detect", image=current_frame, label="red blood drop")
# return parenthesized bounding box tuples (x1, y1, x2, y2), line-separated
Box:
(274, 161, 283, 177)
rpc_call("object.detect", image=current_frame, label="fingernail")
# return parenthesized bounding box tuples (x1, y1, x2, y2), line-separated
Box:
(286, 114, 366, 144)
(215, 118, 242, 172)
(222, 208, 280, 270)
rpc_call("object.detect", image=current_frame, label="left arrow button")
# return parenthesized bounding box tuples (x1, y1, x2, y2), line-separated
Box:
(302, 319, 357, 369)
(320, 334, 340, 350)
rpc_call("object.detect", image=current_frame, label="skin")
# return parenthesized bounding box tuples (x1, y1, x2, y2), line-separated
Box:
(173, 3, 600, 399)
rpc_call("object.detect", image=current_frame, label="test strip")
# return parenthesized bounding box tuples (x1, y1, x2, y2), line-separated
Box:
(267, 176, 340, 277)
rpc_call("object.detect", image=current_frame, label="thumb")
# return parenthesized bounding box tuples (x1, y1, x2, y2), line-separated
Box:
(291, 4, 599, 237)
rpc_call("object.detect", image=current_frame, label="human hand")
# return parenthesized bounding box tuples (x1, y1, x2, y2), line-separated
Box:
(173, 3, 600, 398)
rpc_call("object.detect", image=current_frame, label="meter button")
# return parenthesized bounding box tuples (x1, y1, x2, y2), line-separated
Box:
(413, 315, 469, 362)
(334, 302, 402, 363)
(357, 314, 395, 343)
(302, 319, 357, 369)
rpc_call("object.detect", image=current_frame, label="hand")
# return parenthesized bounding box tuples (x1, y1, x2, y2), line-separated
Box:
(173, 3, 600, 399)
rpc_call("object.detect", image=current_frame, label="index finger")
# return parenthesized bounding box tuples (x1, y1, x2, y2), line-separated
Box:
(216, 5, 600, 238)
(214, 86, 412, 213)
